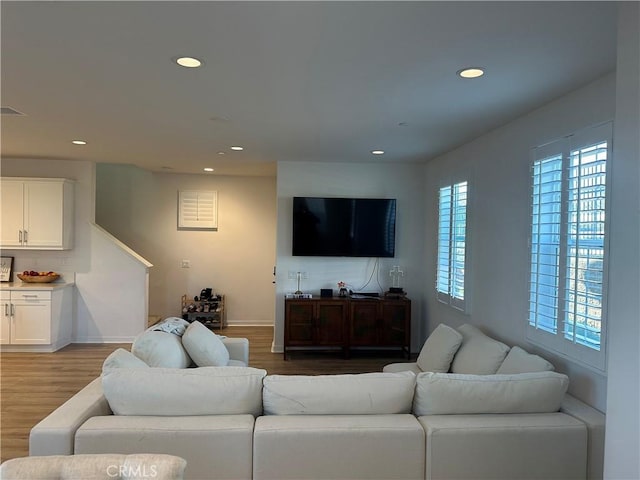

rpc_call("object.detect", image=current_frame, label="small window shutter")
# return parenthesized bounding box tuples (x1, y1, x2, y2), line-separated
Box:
(178, 190, 218, 229)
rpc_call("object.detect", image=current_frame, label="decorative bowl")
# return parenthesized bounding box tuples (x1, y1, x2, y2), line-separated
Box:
(17, 274, 60, 283)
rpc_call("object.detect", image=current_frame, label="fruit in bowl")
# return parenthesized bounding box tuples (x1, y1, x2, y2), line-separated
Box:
(17, 271, 60, 283)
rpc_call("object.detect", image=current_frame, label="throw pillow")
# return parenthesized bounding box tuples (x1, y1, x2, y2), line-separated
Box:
(181, 321, 230, 367)
(416, 323, 463, 372)
(413, 371, 569, 415)
(102, 348, 150, 372)
(102, 366, 267, 416)
(131, 330, 191, 368)
(450, 324, 510, 374)
(496, 346, 555, 374)
(262, 371, 416, 415)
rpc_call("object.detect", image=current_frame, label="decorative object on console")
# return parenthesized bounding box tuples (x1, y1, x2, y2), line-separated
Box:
(294, 271, 304, 294)
(337, 281, 348, 297)
(385, 265, 406, 298)
(0, 256, 13, 282)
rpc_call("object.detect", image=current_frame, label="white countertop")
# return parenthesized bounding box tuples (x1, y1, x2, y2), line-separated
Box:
(1, 281, 75, 291)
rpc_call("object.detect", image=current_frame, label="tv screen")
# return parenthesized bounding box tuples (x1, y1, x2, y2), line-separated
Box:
(292, 197, 396, 257)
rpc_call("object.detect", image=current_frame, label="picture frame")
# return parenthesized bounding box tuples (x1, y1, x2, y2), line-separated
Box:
(1, 256, 14, 282)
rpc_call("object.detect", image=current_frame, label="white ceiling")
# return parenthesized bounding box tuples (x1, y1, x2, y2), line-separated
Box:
(1, 1, 618, 176)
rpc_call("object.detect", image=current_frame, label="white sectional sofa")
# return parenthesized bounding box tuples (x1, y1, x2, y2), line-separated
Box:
(29, 323, 606, 480)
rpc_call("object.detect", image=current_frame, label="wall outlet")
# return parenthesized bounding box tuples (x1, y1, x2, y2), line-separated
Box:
(181, 260, 191, 268)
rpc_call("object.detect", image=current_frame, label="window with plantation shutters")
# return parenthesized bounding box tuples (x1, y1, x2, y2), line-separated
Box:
(528, 122, 611, 371)
(436, 181, 468, 311)
(178, 190, 218, 229)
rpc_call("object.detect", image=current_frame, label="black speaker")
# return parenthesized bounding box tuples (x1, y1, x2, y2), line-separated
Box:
(320, 288, 333, 298)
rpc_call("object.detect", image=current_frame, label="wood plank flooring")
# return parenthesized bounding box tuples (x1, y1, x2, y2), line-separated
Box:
(0, 326, 407, 462)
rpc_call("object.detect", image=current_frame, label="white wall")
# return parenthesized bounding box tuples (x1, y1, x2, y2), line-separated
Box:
(603, 3, 640, 478)
(96, 164, 277, 324)
(423, 73, 616, 411)
(75, 224, 151, 342)
(274, 161, 426, 353)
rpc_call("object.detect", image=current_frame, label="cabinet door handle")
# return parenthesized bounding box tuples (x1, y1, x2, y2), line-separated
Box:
(10, 304, 15, 316)
(23, 230, 28, 244)
(21, 294, 39, 298)
(4, 304, 7, 316)
(19, 230, 23, 243)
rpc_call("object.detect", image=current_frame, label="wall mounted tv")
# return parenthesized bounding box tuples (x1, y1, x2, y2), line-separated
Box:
(292, 197, 396, 257)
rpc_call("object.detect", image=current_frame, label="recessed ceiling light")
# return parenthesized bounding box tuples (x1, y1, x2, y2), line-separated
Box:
(71, 140, 87, 145)
(204, 167, 215, 172)
(458, 67, 485, 79)
(175, 56, 203, 68)
(230, 146, 244, 151)
(217, 151, 226, 155)
(371, 150, 385, 155)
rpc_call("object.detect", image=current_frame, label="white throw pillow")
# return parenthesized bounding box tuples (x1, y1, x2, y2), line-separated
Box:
(102, 366, 267, 416)
(131, 331, 191, 368)
(181, 321, 230, 367)
(416, 323, 463, 372)
(496, 346, 555, 374)
(263, 371, 416, 415)
(413, 371, 569, 416)
(102, 348, 150, 372)
(450, 324, 510, 374)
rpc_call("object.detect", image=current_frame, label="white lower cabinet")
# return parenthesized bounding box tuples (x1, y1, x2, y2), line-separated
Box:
(0, 285, 73, 351)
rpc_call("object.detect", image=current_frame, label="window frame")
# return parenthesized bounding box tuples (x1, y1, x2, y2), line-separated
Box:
(527, 122, 612, 372)
(436, 179, 470, 313)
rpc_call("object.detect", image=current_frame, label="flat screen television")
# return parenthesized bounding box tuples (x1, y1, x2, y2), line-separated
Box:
(292, 197, 396, 257)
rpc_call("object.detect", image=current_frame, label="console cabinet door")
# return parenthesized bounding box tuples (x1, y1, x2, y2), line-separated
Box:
(349, 301, 380, 346)
(379, 301, 410, 347)
(316, 301, 346, 345)
(285, 301, 315, 346)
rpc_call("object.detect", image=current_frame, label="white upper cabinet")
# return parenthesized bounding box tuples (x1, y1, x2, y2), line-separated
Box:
(0, 178, 74, 250)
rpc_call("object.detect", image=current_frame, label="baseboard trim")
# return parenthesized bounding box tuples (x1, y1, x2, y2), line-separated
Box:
(73, 336, 136, 343)
(226, 320, 273, 327)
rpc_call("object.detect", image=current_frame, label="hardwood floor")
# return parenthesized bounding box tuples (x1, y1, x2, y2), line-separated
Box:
(0, 326, 408, 462)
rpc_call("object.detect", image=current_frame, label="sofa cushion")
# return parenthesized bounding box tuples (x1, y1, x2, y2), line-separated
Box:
(102, 366, 266, 416)
(262, 371, 416, 415)
(416, 323, 463, 372)
(496, 346, 555, 374)
(102, 348, 150, 372)
(413, 371, 569, 415)
(181, 321, 230, 367)
(450, 324, 510, 374)
(382, 362, 422, 374)
(131, 331, 191, 368)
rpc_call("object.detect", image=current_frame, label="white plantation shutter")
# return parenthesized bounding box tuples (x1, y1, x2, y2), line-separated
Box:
(436, 181, 468, 311)
(527, 122, 611, 371)
(178, 190, 218, 229)
(564, 141, 608, 350)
